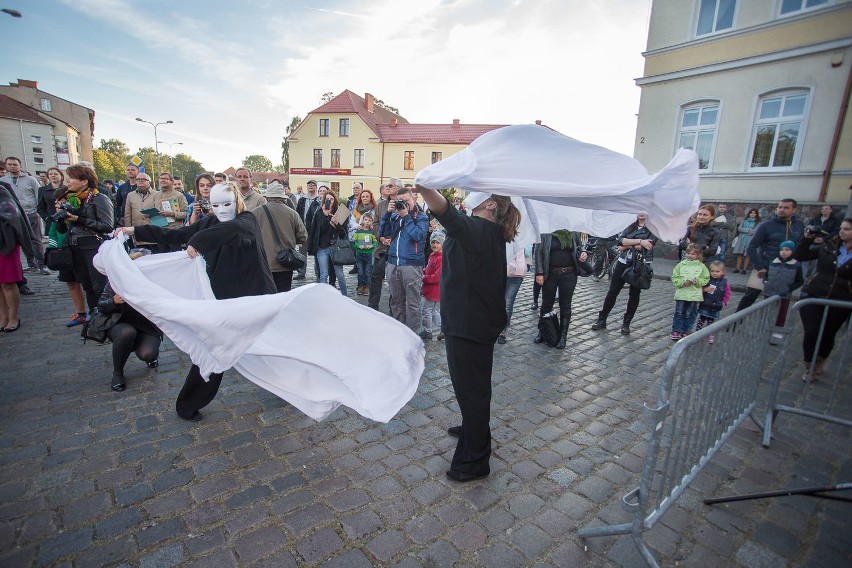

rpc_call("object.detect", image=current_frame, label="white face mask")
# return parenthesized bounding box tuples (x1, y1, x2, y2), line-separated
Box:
(210, 184, 237, 222)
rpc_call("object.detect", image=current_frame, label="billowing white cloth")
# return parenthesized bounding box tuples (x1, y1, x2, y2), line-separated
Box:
(415, 124, 700, 243)
(94, 235, 424, 422)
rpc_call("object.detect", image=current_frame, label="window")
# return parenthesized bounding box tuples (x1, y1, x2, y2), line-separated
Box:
(319, 119, 329, 137)
(331, 182, 340, 195)
(313, 149, 323, 167)
(31, 135, 42, 144)
(339, 118, 350, 136)
(780, 0, 830, 16)
(40, 98, 52, 112)
(32, 147, 43, 155)
(331, 149, 341, 168)
(33, 157, 45, 164)
(678, 102, 719, 170)
(696, 0, 736, 36)
(354, 149, 365, 168)
(431, 151, 442, 164)
(404, 151, 415, 170)
(750, 91, 808, 169)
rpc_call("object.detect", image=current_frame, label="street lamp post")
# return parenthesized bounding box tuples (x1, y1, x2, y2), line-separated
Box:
(160, 141, 184, 175)
(135, 117, 173, 180)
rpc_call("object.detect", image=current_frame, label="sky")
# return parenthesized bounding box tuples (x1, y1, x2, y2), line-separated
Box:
(2, 0, 652, 172)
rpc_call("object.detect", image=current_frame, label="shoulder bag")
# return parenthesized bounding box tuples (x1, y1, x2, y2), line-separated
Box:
(622, 250, 654, 290)
(262, 205, 306, 270)
(45, 247, 73, 271)
(81, 311, 122, 344)
(330, 238, 356, 265)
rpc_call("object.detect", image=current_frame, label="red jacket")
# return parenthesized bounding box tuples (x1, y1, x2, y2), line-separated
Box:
(421, 251, 442, 302)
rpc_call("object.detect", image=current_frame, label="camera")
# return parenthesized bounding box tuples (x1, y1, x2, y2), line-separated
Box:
(394, 199, 407, 211)
(805, 225, 829, 237)
(198, 198, 211, 214)
(50, 202, 78, 222)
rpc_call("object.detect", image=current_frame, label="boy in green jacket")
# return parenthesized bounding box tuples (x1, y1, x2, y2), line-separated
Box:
(353, 214, 377, 295)
(671, 244, 710, 340)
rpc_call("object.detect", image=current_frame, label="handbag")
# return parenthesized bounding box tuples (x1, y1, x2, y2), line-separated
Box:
(330, 238, 356, 265)
(44, 247, 73, 271)
(261, 205, 306, 270)
(622, 251, 653, 290)
(80, 311, 121, 344)
(575, 249, 593, 277)
(746, 269, 765, 291)
(538, 313, 561, 348)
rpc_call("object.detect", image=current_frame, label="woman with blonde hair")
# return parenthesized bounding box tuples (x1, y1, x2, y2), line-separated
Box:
(117, 182, 275, 420)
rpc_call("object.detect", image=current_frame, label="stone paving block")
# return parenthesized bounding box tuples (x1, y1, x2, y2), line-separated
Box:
(735, 540, 788, 568)
(411, 480, 450, 507)
(223, 503, 268, 537)
(460, 485, 500, 511)
(137, 516, 186, 548)
(233, 525, 287, 565)
(434, 499, 474, 527)
(366, 475, 404, 499)
(404, 513, 444, 545)
(188, 473, 239, 503)
(296, 526, 346, 563)
(184, 527, 227, 556)
(36, 527, 93, 565)
(511, 523, 555, 560)
(329, 488, 370, 512)
(606, 533, 651, 568)
(184, 549, 238, 568)
(533, 507, 576, 538)
(507, 493, 545, 519)
(320, 547, 374, 568)
(283, 502, 334, 535)
(478, 542, 526, 568)
(270, 488, 314, 515)
(270, 471, 305, 493)
(224, 485, 272, 509)
(74, 535, 136, 568)
(184, 502, 225, 532)
(138, 542, 184, 568)
(95, 507, 141, 540)
(340, 508, 384, 540)
(375, 495, 420, 525)
(115, 481, 155, 507)
(575, 475, 614, 502)
(416, 539, 460, 567)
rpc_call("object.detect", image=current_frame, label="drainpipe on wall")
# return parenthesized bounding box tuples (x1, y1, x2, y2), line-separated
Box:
(17, 120, 30, 171)
(819, 58, 852, 202)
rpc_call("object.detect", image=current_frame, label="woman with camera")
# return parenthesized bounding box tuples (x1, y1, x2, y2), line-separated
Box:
(99, 249, 163, 391)
(794, 217, 852, 380)
(308, 189, 349, 296)
(117, 182, 275, 421)
(56, 164, 114, 314)
(186, 173, 215, 225)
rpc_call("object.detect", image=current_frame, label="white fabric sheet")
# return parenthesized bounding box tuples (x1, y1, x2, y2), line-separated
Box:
(94, 235, 424, 422)
(415, 124, 700, 243)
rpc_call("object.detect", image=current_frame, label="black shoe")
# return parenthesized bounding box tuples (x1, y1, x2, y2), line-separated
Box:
(446, 469, 489, 482)
(529, 303, 538, 311)
(348, 267, 358, 274)
(533, 332, 544, 344)
(293, 274, 305, 280)
(111, 373, 126, 392)
(621, 323, 631, 335)
(497, 334, 506, 344)
(447, 426, 462, 437)
(591, 318, 606, 331)
(179, 411, 203, 422)
(147, 359, 158, 368)
(19, 285, 34, 296)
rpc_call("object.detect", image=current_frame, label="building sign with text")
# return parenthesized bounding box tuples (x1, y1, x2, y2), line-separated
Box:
(290, 168, 351, 176)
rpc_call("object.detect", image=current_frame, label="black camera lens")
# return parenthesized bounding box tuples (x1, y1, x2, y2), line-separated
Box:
(394, 199, 407, 210)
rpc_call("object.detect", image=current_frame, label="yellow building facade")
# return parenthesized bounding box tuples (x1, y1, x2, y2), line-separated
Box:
(288, 91, 506, 199)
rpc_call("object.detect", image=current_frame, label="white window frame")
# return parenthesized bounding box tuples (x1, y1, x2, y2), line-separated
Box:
(694, 0, 738, 37)
(31, 135, 43, 144)
(676, 100, 721, 172)
(778, 0, 832, 17)
(746, 88, 812, 172)
(40, 98, 52, 112)
(32, 147, 44, 155)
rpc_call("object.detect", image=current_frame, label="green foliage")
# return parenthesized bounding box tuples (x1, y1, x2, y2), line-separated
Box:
(171, 153, 206, 185)
(93, 148, 124, 182)
(374, 98, 400, 115)
(282, 115, 302, 172)
(98, 138, 129, 159)
(241, 154, 274, 173)
(92, 138, 208, 186)
(438, 188, 457, 203)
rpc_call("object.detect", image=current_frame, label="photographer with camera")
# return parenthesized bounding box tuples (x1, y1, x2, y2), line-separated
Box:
(123, 173, 162, 249)
(186, 173, 215, 225)
(379, 186, 429, 331)
(56, 164, 114, 315)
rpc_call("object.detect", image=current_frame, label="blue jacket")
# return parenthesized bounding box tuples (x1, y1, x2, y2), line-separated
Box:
(747, 214, 804, 271)
(762, 257, 803, 299)
(380, 207, 429, 266)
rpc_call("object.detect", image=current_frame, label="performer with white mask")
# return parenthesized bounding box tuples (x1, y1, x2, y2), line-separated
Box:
(116, 182, 275, 421)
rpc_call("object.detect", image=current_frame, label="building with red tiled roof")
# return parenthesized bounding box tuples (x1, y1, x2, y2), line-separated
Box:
(287, 90, 512, 198)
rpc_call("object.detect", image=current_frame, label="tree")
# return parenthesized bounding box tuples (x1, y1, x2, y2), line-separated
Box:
(98, 138, 130, 160)
(321, 91, 334, 103)
(171, 153, 206, 186)
(281, 115, 302, 173)
(241, 154, 273, 173)
(93, 148, 123, 183)
(374, 98, 400, 115)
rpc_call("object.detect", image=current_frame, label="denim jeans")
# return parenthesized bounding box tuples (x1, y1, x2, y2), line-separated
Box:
(504, 277, 524, 331)
(355, 253, 372, 287)
(316, 247, 348, 296)
(672, 300, 698, 333)
(717, 239, 728, 262)
(421, 298, 441, 333)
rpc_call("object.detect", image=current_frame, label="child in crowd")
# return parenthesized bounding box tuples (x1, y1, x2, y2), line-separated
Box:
(352, 214, 376, 296)
(696, 260, 731, 343)
(762, 240, 803, 327)
(420, 231, 445, 340)
(670, 244, 710, 340)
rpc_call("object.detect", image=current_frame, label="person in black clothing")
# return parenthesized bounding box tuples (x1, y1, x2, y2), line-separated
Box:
(591, 214, 658, 335)
(414, 186, 521, 482)
(533, 230, 588, 349)
(36, 167, 66, 237)
(678, 205, 720, 265)
(99, 249, 163, 392)
(118, 182, 275, 421)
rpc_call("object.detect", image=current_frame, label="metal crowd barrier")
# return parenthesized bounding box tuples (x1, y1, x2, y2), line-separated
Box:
(578, 297, 780, 567)
(762, 298, 852, 448)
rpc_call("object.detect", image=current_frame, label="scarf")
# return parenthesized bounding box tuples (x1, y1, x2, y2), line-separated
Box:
(552, 229, 574, 249)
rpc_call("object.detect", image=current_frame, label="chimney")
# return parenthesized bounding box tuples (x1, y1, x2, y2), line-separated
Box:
(452, 119, 460, 128)
(17, 79, 38, 89)
(365, 93, 375, 114)
(391, 118, 398, 126)
(535, 120, 542, 125)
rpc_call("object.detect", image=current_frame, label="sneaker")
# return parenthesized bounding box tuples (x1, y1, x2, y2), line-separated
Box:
(147, 359, 159, 368)
(26, 266, 39, 273)
(529, 303, 538, 311)
(497, 334, 506, 344)
(708, 335, 715, 344)
(19, 285, 34, 296)
(66, 313, 87, 327)
(670, 332, 680, 341)
(39, 267, 52, 275)
(420, 330, 432, 340)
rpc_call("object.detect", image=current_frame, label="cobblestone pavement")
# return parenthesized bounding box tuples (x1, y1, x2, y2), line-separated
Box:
(1, 263, 849, 567)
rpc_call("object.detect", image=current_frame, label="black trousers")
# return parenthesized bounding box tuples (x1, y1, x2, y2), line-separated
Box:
(272, 271, 293, 293)
(800, 303, 851, 362)
(539, 269, 577, 317)
(175, 365, 224, 419)
(736, 287, 761, 312)
(71, 245, 107, 312)
(446, 335, 494, 475)
(107, 322, 160, 375)
(599, 261, 642, 322)
(368, 253, 388, 310)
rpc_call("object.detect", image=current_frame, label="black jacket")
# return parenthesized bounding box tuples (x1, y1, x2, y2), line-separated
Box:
(135, 212, 276, 300)
(534, 232, 586, 277)
(97, 281, 163, 338)
(617, 224, 658, 262)
(307, 209, 347, 255)
(296, 195, 321, 236)
(56, 190, 114, 249)
(681, 222, 720, 261)
(794, 235, 852, 301)
(37, 184, 66, 232)
(806, 214, 841, 239)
